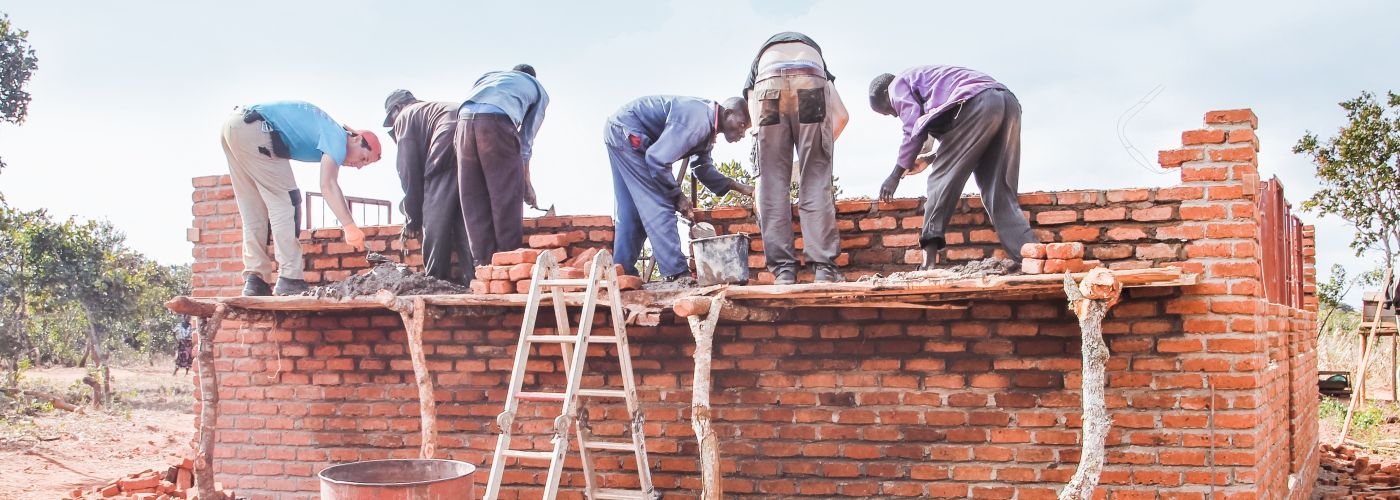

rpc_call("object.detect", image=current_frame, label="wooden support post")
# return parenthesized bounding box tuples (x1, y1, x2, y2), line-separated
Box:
(1058, 269, 1121, 500)
(1392, 334, 1397, 403)
(1339, 303, 1388, 446)
(379, 292, 438, 458)
(686, 295, 725, 500)
(193, 303, 227, 500)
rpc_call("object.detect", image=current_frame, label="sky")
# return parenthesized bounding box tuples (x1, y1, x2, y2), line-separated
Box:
(0, 1, 1397, 303)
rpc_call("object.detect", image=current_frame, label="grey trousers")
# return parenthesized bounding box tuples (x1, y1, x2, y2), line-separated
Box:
(750, 74, 841, 271)
(922, 89, 1036, 259)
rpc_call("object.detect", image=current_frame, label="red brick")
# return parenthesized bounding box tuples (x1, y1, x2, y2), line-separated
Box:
(1045, 242, 1084, 259)
(1181, 129, 1226, 145)
(1083, 207, 1126, 221)
(1020, 243, 1047, 259)
(1035, 210, 1077, 225)
(491, 248, 541, 266)
(1204, 108, 1258, 127)
(1158, 148, 1202, 168)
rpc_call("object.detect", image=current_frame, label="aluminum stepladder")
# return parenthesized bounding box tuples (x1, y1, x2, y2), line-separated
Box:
(484, 249, 657, 500)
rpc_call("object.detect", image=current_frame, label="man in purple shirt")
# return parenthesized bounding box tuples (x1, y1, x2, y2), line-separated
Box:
(869, 66, 1037, 268)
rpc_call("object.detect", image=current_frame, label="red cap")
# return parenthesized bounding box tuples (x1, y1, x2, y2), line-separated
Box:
(357, 130, 383, 162)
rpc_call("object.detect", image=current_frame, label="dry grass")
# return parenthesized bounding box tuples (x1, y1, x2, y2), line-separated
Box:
(1318, 307, 1400, 399)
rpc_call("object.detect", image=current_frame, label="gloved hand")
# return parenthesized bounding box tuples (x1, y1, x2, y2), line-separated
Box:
(674, 191, 694, 220)
(879, 166, 905, 202)
(343, 224, 366, 251)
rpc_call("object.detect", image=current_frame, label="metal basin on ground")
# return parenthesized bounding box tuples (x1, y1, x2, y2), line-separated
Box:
(319, 459, 475, 500)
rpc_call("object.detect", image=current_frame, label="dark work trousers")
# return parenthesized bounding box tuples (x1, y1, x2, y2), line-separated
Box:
(418, 120, 475, 284)
(750, 73, 841, 273)
(922, 89, 1036, 258)
(455, 114, 525, 265)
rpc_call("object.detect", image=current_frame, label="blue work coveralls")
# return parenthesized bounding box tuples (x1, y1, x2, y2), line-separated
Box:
(603, 96, 735, 277)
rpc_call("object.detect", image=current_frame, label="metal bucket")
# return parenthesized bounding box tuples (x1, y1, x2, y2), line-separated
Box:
(319, 459, 475, 500)
(691, 233, 750, 286)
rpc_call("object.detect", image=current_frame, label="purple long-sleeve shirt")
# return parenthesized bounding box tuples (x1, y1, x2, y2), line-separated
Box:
(889, 65, 1007, 169)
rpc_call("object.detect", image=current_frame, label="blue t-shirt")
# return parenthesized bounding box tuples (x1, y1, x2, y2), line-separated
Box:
(248, 101, 348, 165)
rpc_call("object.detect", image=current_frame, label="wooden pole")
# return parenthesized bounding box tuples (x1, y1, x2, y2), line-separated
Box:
(687, 295, 725, 500)
(379, 292, 438, 458)
(1057, 269, 1122, 500)
(1338, 302, 1388, 446)
(194, 303, 227, 500)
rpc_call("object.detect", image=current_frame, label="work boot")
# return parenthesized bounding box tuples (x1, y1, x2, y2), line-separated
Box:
(813, 263, 844, 284)
(772, 266, 797, 285)
(274, 277, 309, 296)
(242, 274, 272, 297)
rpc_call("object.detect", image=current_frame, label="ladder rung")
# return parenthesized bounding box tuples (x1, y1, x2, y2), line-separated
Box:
(526, 335, 619, 344)
(516, 389, 627, 402)
(593, 488, 651, 500)
(536, 278, 595, 287)
(584, 440, 637, 451)
(502, 450, 554, 461)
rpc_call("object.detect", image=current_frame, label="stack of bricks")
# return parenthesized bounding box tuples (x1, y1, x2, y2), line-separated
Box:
(1018, 242, 1101, 274)
(70, 454, 230, 499)
(471, 242, 644, 295)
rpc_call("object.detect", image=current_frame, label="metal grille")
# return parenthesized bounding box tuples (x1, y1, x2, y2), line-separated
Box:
(303, 192, 393, 230)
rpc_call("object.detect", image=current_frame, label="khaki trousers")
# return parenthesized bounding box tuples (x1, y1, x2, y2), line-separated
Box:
(220, 112, 303, 283)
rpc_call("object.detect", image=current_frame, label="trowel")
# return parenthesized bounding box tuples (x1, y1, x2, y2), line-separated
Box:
(531, 203, 556, 217)
(671, 157, 718, 239)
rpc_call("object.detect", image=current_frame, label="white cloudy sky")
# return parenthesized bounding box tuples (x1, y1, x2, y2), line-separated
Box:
(1, 1, 1396, 302)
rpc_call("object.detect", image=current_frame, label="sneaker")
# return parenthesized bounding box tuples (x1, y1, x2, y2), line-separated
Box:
(274, 277, 309, 296)
(813, 263, 845, 283)
(242, 274, 272, 297)
(772, 266, 797, 285)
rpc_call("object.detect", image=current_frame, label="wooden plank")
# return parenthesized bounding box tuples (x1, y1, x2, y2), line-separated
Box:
(167, 268, 1196, 316)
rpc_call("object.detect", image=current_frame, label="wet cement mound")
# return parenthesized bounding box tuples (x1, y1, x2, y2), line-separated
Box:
(859, 257, 1020, 284)
(305, 253, 468, 299)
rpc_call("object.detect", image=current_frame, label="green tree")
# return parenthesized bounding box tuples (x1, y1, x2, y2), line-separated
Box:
(0, 13, 40, 173)
(1294, 91, 1400, 263)
(0, 201, 187, 403)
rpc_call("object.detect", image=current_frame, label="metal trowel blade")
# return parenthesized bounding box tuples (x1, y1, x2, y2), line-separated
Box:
(689, 222, 717, 239)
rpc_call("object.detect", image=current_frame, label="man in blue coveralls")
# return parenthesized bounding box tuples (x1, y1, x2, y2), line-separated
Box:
(604, 96, 755, 282)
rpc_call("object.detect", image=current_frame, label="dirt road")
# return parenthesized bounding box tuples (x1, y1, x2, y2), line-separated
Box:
(0, 365, 193, 499)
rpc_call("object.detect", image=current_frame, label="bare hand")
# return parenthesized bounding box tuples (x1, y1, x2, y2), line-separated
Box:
(343, 225, 366, 251)
(879, 169, 903, 202)
(674, 193, 694, 220)
(729, 180, 755, 198)
(399, 224, 419, 249)
(524, 182, 538, 208)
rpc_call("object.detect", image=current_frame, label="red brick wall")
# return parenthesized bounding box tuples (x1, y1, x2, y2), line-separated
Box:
(187, 109, 1320, 499)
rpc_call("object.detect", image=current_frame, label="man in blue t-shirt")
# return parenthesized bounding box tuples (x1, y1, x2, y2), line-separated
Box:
(220, 101, 383, 296)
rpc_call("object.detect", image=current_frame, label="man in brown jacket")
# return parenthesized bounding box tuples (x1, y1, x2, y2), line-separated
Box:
(384, 90, 474, 284)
